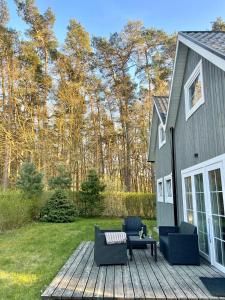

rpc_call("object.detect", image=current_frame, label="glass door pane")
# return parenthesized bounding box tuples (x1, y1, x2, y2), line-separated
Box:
(208, 168, 225, 267)
(194, 173, 209, 256)
(184, 176, 194, 224)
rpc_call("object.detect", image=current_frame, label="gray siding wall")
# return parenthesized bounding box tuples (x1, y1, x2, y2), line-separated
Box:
(174, 48, 225, 223)
(154, 119, 174, 226)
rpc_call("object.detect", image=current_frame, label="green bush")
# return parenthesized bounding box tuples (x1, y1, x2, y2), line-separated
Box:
(40, 190, 76, 223)
(0, 190, 49, 232)
(78, 169, 105, 216)
(16, 162, 44, 198)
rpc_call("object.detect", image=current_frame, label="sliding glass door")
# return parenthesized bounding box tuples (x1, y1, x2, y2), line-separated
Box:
(182, 159, 225, 272)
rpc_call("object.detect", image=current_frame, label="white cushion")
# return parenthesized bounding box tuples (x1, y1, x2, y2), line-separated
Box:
(105, 232, 127, 245)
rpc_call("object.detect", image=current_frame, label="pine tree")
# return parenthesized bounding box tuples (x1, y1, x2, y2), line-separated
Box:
(48, 166, 72, 190)
(40, 189, 76, 223)
(79, 169, 105, 216)
(16, 162, 44, 198)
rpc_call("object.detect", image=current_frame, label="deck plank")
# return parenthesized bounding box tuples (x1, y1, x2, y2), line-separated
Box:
(133, 250, 155, 299)
(93, 266, 107, 299)
(129, 252, 145, 300)
(82, 258, 100, 299)
(42, 241, 225, 300)
(41, 242, 85, 299)
(158, 251, 198, 300)
(114, 265, 124, 299)
(122, 263, 135, 299)
(104, 266, 115, 299)
(61, 242, 93, 298)
(72, 248, 94, 298)
(138, 248, 166, 299)
(144, 249, 177, 299)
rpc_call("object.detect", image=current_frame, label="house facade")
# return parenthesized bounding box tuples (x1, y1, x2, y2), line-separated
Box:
(148, 32, 225, 273)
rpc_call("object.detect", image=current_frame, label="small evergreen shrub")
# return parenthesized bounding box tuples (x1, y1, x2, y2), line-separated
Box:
(16, 162, 44, 198)
(40, 190, 76, 223)
(48, 166, 72, 190)
(78, 169, 105, 216)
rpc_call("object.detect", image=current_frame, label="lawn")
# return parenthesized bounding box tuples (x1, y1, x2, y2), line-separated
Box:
(0, 218, 156, 300)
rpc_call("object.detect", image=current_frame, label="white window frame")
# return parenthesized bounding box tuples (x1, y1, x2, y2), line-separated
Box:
(158, 123, 166, 149)
(157, 178, 164, 202)
(184, 59, 205, 121)
(164, 173, 173, 204)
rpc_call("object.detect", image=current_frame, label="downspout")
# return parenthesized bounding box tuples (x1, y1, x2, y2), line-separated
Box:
(170, 127, 178, 226)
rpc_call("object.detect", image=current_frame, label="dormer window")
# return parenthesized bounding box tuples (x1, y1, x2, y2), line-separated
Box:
(184, 60, 204, 120)
(158, 123, 166, 148)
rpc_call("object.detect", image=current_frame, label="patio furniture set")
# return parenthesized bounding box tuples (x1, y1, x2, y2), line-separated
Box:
(94, 216, 200, 267)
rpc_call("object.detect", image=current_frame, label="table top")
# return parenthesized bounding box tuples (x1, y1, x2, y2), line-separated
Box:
(128, 236, 156, 243)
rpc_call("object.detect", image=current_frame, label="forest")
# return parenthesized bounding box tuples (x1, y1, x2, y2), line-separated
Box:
(0, 0, 223, 192)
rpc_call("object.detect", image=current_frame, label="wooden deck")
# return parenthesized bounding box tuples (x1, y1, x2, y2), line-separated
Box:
(42, 241, 225, 300)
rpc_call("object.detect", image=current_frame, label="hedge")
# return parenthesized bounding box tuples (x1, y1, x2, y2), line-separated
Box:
(0, 190, 156, 232)
(0, 190, 49, 232)
(103, 192, 156, 218)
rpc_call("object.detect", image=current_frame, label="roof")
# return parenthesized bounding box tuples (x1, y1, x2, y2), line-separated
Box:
(179, 31, 225, 60)
(148, 31, 225, 162)
(153, 96, 169, 124)
(166, 31, 225, 129)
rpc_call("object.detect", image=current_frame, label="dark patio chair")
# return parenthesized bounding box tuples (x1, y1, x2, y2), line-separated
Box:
(94, 225, 128, 266)
(122, 216, 147, 249)
(159, 221, 200, 265)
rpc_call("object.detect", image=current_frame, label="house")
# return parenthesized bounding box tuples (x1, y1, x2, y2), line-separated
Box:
(148, 31, 225, 273)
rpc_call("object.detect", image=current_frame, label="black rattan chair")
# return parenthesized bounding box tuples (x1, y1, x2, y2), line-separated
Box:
(94, 225, 128, 266)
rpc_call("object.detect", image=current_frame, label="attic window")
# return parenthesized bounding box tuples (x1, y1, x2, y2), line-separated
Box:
(184, 60, 204, 120)
(158, 123, 166, 148)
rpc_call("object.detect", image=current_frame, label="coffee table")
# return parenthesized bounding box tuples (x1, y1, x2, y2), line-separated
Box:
(128, 236, 157, 261)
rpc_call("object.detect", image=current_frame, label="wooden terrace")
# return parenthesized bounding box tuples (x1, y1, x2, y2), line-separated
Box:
(42, 241, 225, 300)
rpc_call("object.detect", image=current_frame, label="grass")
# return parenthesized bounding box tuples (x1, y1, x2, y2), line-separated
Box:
(0, 218, 156, 300)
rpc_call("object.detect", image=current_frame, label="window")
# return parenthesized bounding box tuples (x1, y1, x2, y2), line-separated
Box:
(164, 174, 173, 203)
(157, 178, 164, 202)
(184, 60, 204, 120)
(158, 123, 166, 148)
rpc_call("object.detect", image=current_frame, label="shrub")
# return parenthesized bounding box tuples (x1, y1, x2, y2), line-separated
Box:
(0, 190, 49, 232)
(40, 190, 76, 223)
(78, 169, 105, 216)
(48, 166, 72, 190)
(16, 162, 44, 198)
(103, 192, 156, 218)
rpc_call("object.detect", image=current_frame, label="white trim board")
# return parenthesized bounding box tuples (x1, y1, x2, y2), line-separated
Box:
(181, 153, 225, 175)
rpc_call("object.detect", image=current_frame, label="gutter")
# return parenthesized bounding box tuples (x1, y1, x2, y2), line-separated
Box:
(170, 127, 178, 226)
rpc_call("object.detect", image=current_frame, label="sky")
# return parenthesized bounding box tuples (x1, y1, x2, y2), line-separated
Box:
(7, 0, 225, 43)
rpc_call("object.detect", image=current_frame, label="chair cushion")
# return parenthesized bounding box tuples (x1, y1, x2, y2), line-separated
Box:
(105, 232, 127, 245)
(179, 222, 197, 234)
(125, 217, 141, 231)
